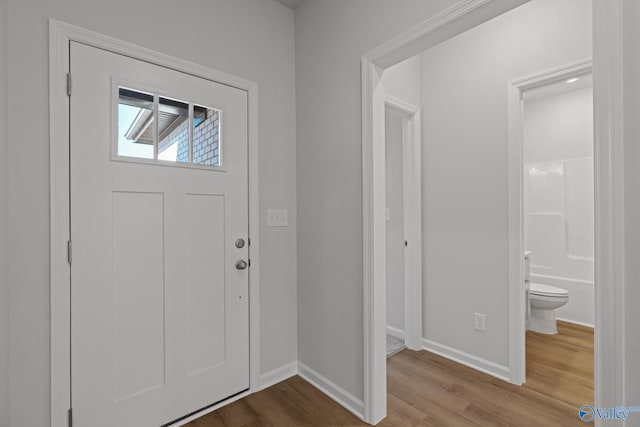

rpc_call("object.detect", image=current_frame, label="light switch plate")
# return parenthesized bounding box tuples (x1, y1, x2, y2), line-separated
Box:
(267, 209, 288, 227)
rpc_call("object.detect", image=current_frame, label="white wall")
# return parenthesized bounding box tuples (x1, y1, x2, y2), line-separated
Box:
(420, 0, 591, 368)
(623, 0, 640, 412)
(384, 112, 405, 333)
(6, 1, 297, 425)
(296, 0, 463, 401)
(523, 85, 594, 326)
(382, 56, 422, 335)
(0, 0, 9, 425)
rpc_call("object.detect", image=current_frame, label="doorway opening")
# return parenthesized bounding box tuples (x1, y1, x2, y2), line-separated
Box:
(510, 62, 595, 407)
(362, 1, 623, 424)
(383, 95, 422, 358)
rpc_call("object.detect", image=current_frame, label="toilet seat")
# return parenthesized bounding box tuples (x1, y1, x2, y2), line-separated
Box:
(529, 282, 569, 298)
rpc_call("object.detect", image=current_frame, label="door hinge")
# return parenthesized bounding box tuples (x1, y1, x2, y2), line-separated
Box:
(66, 73, 72, 96)
(404, 240, 408, 247)
(67, 240, 72, 264)
(68, 408, 73, 427)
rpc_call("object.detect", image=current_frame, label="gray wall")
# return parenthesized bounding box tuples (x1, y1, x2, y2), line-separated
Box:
(383, 55, 423, 109)
(420, 0, 591, 367)
(295, 0, 598, 402)
(5, 0, 297, 425)
(0, 0, 8, 425)
(624, 0, 640, 413)
(296, 0, 468, 401)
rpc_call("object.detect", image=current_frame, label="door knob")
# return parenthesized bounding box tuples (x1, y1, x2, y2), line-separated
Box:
(235, 259, 248, 270)
(235, 238, 245, 249)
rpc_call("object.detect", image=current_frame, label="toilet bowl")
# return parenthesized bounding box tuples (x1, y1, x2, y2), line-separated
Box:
(527, 283, 569, 334)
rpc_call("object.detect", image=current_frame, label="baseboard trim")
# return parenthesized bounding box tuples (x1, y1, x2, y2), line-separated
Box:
(422, 339, 510, 382)
(386, 325, 405, 340)
(297, 362, 365, 420)
(556, 318, 595, 329)
(259, 361, 298, 390)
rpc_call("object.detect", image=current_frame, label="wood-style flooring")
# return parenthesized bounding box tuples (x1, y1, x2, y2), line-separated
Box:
(525, 321, 594, 409)
(186, 321, 594, 426)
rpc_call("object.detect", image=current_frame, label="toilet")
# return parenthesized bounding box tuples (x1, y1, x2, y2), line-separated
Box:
(528, 282, 569, 334)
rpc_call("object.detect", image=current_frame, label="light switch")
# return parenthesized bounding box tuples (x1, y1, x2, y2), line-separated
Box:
(267, 209, 288, 227)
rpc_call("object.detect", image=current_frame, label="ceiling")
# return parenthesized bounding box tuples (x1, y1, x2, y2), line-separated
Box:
(272, 0, 304, 10)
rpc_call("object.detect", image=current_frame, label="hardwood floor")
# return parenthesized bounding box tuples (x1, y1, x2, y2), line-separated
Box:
(186, 322, 593, 426)
(525, 320, 594, 409)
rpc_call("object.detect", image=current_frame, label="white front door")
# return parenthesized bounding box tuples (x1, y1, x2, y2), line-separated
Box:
(70, 41, 249, 427)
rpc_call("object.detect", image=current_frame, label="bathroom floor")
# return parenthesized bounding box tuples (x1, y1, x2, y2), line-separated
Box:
(526, 320, 594, 409)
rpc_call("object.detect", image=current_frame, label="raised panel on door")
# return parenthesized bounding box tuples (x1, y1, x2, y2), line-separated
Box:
(113, 191, 166, 402)
(183, 194, 227, 376)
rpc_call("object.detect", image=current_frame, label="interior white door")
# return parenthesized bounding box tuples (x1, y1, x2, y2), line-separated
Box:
(70, 41, 249, 427)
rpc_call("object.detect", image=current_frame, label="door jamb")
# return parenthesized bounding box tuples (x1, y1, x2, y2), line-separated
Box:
(49, 19, 261, 427)
(507, 58, 593, 386)
(362, 0, 624, 425)
(384, 95, 422, 351)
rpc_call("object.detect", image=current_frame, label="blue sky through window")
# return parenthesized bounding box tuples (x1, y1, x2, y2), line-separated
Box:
(118, 104, 153, 159)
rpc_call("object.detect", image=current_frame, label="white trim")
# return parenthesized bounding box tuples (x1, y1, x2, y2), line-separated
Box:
(422, 339, 511, 382)
(386, 325, 406, 340)
(593, 0, 626, 417)
(507, 58, 593, 386)
(297, 362, 365, 420)
(384, 95, 423, 351)
(49, 20, 72, 427)
(49, 19, 261, 427)
(361, 59, 387, 425)
(365, 0, 529, 70)
(362, 1, 532, 424)
(384, 94, 418, 117)
(363, 0, 625, 424)
(259, 361, 298, 390)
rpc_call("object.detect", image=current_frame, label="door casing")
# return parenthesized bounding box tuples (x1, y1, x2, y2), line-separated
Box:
(49, 19, 261, 427)
(507, 58, 594, 385)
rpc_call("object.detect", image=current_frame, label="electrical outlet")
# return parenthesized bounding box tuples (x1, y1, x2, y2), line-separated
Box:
(266, 209, 288, 227)
(474, 312, 486, 332)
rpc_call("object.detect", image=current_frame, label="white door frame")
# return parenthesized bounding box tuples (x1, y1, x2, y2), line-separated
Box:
(49, 20, 261, 427)
(384, 95, 422, 351)
(362, 0, 624, 424)
(507, 58, 593, 385)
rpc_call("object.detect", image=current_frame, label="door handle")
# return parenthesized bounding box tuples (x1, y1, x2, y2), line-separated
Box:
(235, 259, 248, 270)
